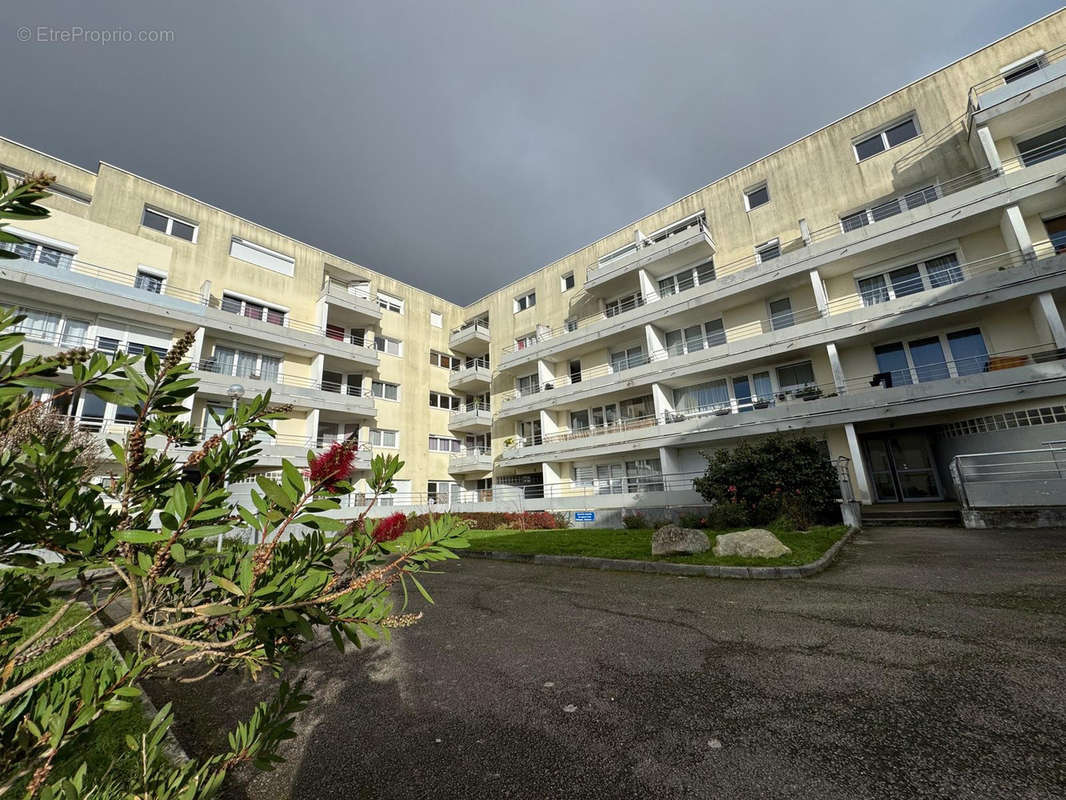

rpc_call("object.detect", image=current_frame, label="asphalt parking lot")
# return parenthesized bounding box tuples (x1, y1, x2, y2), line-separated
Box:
(150, 526, 1066, 799)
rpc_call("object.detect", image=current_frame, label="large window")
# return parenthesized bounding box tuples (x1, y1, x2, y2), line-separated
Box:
(373, 335, 402, 356)
(1, 238, 74, 269)
(1016, 124, 1066, 167)
(873, 328, 987, 386)
(1045, 215, 1066, 254)
(775, 361, 816, 393)
(626, 458, 664, 492)
(220, 293, 286, 326)
(604, 291, 643, 317)
(856, 252, 963, 307)
(369, 428, 398, 448)
(744, 183, 770, 211)
(674, 379, 730, 413)
(516, 373, 540, 397)
(377, 292, 404, 314)
(141, 207, 197, 242)
(513, 291, 536, 313)
(840, 185, 939, 232)
(853, 116, 919, 161)
(371, 380, 399, 401)
(610, 345, 646, 372)
(429, 391, 461, 410)
(430, 350, 460, 370)
(658, 261, 715, 298)
(229, 237, 294, 276)
(769, 297, 794, 330)
(665, 319, 726, 356)
(208, 346, 280, 382)
(428, 435, 461, 452)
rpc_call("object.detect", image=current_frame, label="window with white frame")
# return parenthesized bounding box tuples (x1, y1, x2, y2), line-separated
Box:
(429, 391, 462, 410)
(220, 293, 286, 326)
(560, 272, 575, 292)
(744, 183, 770, 211)
(755, 239, 781, 263)
(604, 291, 643, 318)
(321, 370, 363, 395)
(141, 206, 197, 242)
(610, 345, 646, 372)
(430, 310, 443, 328)
(134, 268, 165, 294)
(373, 335, 402, 356)
(372, 380, 399, 401)
(1000, 51, 1046, 84)
(1, 237, 74, 269)
(874, 327, 988, 387)
(658, 260, 715, 298)
(369, 428, 398, 448)
(229, 237, 294, 276)
(515, 332, 537, 350)
(840, 185, 940, 233)
(427, 480, 460, 502)
(516, 373, 540, 397)
(513, 290, 536, 313)
(598, 241, 637, 267)
(768, 297, 794, 330)
(428, 435, 461, 453)
(14, 308, 90, 348)
(853, 115, 920, 162)
(430, 350, 460, 370)
(377, 291, 404, 314)
(664, 319, 726, 356)
(647, 213, 704, 244)
(775, 360, 816, 393)
(855, 252, 963, 307)
(207, 346, 281, 382)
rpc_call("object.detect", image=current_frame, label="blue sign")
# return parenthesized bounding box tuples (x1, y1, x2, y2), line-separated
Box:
(575, 512, 595, 521)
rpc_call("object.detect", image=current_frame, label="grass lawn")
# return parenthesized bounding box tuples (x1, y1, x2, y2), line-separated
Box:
(464, 525, 848, 567)
(11, 601, 152, 791)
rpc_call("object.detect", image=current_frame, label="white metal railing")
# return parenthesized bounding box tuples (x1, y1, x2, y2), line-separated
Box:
(952, 445, 1066, 509)
(967, 43, 1066, 111)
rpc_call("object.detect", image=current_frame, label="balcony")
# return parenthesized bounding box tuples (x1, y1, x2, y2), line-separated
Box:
(449, 446, 493, 475)
(191, 359, 377, 417)
(450, 321, 490, 354)
(319, 276, 383, 324)
(967, 43, 1066, 115)
(498, 343, 1066, 467)
(584, 215, 715, 296)
(448, 358, 491, 392)
(448, 402, 492, 433)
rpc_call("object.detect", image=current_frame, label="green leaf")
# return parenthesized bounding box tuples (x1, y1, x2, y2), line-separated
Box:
(198, 603, 235, 617)
(115, 529, 170, 544)
(256, 475, 293, 511)
(211, 575, 244, 597)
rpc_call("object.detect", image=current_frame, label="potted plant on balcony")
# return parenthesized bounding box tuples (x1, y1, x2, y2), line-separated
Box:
(796, 384, 823, 401)
(752, 397, 771, 410)
(713, 404, 731, 416)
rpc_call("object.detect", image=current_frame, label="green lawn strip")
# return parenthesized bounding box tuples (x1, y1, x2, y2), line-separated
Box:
(13, 601, 152, 790)
(464, 525, 848, 567)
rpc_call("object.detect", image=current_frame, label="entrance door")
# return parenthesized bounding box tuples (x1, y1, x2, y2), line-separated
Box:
(864, 433, 942, 502)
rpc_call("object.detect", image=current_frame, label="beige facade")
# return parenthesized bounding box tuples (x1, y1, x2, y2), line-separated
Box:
(3, 10, 1066, 508)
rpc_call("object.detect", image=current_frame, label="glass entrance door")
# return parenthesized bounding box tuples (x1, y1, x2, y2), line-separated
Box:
(863, 433, 942, 502)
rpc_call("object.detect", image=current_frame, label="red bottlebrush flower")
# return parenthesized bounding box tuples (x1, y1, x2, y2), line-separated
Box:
(308, 440, 358, 493)
(372, 512, 408, 543)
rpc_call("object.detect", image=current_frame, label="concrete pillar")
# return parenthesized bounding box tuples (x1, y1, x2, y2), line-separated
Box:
(179, 327, 207, 421)
(637, 268, 660, 304)
(1001, 205, 1035, 261)
(975, 126, 1002, 173)
(536, 359, 555, 388)
(310, 353, 325, 388)
(1032, 292, 1066, 349)
(542, 461, 563, 498)
(658, 446, 683, 490)
(306, 408, 321, 448)
(799, 218, 812, 246)
(539, 408, 559, 437)
(199, 280, 212, 306)
(645, 323, 667, 361)
(316, 298, 329, 331)
(651, 382, 674, 422)
(809, 268, 829, 316)
(843, 423, 872, 504)
(825, 343, 847, 395)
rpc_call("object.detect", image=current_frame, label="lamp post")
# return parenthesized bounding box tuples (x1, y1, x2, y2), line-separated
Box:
(220, 383, 245, 551)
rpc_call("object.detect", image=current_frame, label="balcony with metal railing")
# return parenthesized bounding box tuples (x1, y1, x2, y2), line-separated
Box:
(498, 144, 1066, 372)
(448, 401, 492, 433)
(319, 275, 383, 324)
(450, 319, 490, 354)
(448, 445, 493, 474)
(499, 342, 1066, 466)
(448, 357, 491, 392)
(967, 43, 1066, 116)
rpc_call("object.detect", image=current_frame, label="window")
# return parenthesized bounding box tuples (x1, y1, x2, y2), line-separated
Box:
(620, 395, 654, 420)
(755, 239, 780, 263)
(322, 371, 362, 395)
(674, 379, 730, 413)
(515, 332, 538, 350)
(430, 350, 460, 370)
(854, 116, 919, 161)
(855, 252, 962, 307)
(569, 360, 582, 385)
(565, 317, 578, 332)
(428, 480, 460, 502)
(141, 207, 197, 242)
(665, 319, 726, 356)
(626, 458, 663, 492)
(946, 328, 989, 376)
(561, 272, 575, 292)
(768, 297, 794, 330)
(377, 292, 404, 314)
(776, 361, 816, 392)
(604, 291, 643, 317)
(744, 183, 770, 211)
(598, 242, 638, 267)
(428, 435, 461, 453)
(518, 419, 542, 445)
(1045, 215, 1066, 254)
(516, 373, 540, 397)
(369, 428, 398, 448)
(514, 291, 536, 313)
(429, 391, 461, 410)
(372, 380, 399, 401)
(134, 268, 164, 294)
(1001, 51, 1045, 84)
(840, 185, 940, 232)
(657, 261, 714, 299)
(873, 329, 984, 386)
(207, 347, 280, 382)
(1016, 124, 1066, 167)
(570, 410, 590, 432)
(15, 309, 61, 343)
(373, 335, 402, 356)
(229, 237, 294, 276)
(1, 237, 74, 269)
(610, 345, 645, 372)
(220, 293, 286, 326)
(430, 310, 443, 328)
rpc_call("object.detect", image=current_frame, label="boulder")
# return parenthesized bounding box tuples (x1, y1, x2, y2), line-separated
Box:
(713, 529, 791, 559)
(651, 525, 710, 556)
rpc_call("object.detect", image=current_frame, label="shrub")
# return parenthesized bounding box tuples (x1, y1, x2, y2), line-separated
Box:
(693, 434, 839, 529)
(621, 511, 647, 529)
(402, 510, 569, 531)
(678, 511, 709, 529)
(651, 518, 671, 530)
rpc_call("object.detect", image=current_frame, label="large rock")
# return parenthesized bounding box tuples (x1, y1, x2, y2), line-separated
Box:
(651, 525, 710, 556)
(713, 529, 791, 559)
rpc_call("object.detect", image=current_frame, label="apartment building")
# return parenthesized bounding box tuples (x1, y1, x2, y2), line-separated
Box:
(2, 10, 1066, 510)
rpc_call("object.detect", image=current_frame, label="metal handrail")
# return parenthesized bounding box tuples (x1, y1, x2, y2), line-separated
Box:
(967, 43, 1066, 109)
(189, 359, 374, 396)
(451, 445, 492, 458)
(452, 401, 491, 414)
(451, 321, 490, 336)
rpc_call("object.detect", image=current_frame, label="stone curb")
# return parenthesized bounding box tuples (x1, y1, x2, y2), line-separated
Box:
(463, 526, 860, 579)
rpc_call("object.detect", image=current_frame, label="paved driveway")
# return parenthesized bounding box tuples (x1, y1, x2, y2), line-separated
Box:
(152, 527, 1066, 799)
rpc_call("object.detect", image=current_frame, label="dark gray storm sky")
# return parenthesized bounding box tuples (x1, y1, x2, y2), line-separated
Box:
(3, 1, 1061, 303)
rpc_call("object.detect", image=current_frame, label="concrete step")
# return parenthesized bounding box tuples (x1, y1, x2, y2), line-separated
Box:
(863, 508, 962, 527)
